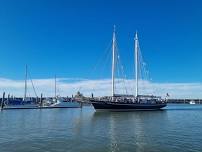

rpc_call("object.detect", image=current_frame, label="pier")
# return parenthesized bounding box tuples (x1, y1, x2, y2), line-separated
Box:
(0, 92, 82, 110)
(167, 99, 202, 104)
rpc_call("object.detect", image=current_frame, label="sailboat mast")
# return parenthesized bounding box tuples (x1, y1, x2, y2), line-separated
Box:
(112, 26, 116, 99)
(24, 65, 28, 101)
(55, 75, 57, 99)
(135, 32, 138, 98)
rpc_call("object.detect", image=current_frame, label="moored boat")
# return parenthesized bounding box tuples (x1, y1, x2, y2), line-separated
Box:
(2, 65, 39, 109)
(91, 95, 166, 111)
(49, 98, 81, 108)
(189, 100, 196, 104)
(42, 75, 81, 108)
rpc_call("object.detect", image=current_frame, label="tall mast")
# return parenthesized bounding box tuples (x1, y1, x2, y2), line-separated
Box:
(55, 75, 57, 99)
(112, 25, 116, 100)
(24, 65, 28, 101)
(135, 32, 139, 98)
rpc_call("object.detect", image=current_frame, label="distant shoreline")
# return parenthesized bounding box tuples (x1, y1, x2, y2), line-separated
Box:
(1, 97, 202, 104)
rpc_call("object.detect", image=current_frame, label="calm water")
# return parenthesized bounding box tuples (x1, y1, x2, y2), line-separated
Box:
(0, 104, 202, 152)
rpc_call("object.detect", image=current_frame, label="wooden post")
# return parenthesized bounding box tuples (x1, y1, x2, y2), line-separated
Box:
(1, 92, 5, 110)
(36, 96, 38, 104)
(40, 93, 43, 107)
(7, 94, 10, 103)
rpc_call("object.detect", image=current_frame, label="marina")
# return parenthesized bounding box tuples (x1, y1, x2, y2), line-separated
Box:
(0, 0, 202, 151)
(0, 95, 81, 110)
(0, 66, 81, 110)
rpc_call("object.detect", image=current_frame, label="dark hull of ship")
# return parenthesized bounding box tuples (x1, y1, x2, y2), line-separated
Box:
(91, 101, 167, 111)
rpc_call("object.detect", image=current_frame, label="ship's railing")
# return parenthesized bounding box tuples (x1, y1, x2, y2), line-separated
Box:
(92, 95, 166, 104)
(137, 94, 162, 99)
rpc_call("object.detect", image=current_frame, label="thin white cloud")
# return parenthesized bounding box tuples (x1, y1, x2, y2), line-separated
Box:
(0, 77, 202, 99)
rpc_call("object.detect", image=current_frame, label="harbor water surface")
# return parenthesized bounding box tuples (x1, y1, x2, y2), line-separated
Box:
(0, 104, 202, 152)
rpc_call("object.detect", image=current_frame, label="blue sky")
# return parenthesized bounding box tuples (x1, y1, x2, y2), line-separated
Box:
(0, 0, 202, 97)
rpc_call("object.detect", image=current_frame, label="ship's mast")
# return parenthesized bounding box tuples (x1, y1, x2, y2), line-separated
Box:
(55, 75, 57, 99)
(135, 32, 139, 98)
(112, 26, 116, 100)
(24, 65, 28, 101)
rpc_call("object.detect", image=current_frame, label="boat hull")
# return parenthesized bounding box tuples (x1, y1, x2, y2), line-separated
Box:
(91, 101, 167, 111)
(49, 101, 81, 108)
(2, 104, 39, 110)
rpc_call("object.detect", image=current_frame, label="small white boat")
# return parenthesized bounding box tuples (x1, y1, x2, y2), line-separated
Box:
(42, 76, 81, 108)
(50, 98, 81, 108)
(189, 100, 196, 104)
(42, 97, 81, 108)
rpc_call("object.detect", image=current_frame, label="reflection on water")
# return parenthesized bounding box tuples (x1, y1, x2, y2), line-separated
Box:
(0, 104, 202, 152)
(92, 110, 168, 152)
(109, 113, 119, 152)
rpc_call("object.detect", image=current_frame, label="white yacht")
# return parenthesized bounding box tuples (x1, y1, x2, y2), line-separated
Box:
(42, 75, 81, 108)
(189, 100, 196, 104)
(49, 98, 81, 108)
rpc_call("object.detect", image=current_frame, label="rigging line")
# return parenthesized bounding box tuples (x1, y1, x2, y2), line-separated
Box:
(57, 83, 61, 97)
(114, 39, 118, 93)
(117, 49, 128, 94)
(138, 40, 154, 95)
(137, 39, 143, 94)
(78, 39, 113, 94)
(139, 50, 145, 92)
(121, 66, 128, 94)
(80, 42, 112, 94)
(115, 43, 121, 90)
(90, 53, 111, 95)
(113, 34, 124, 95)
(94, 43, 111, 97)
(115, 42, 123, 94)
(116, 56, 120, 93)
(100, 44, 112, 77)
(114, 39, 128, 95)
(90, 40, 112, 94)
(27, 92, 31, 99)
(28, 70, 38, 98)
(140, 44, 148, 80)
(90, 39, 113, 77)
(26, 86, 30, 99)
(95, 40, 112, 73)
(139, 43, 147, 94)
(116, 50, 126, 94)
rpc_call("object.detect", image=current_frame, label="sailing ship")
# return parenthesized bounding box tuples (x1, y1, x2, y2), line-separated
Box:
(90, 27, 167, 111)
